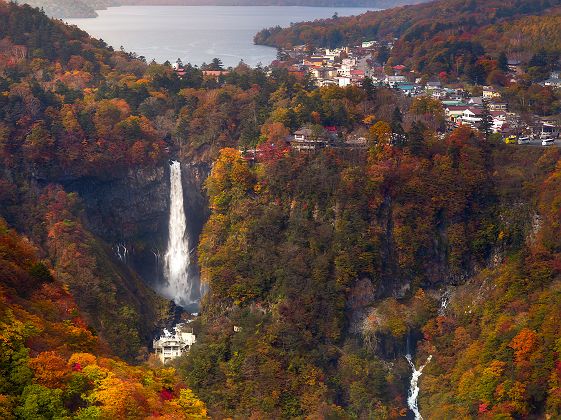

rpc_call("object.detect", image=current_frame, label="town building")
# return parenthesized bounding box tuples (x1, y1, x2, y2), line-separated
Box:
(385, 75, 407, 87)
(544, 77, 561, 88)
(483, 86, 501, 99)
(507, 59, 522, 73)
(460, 108, 484, 127)
(361, 41, 377, 48)
(489, 102, 508, 111)
(290, 127, 330, 151)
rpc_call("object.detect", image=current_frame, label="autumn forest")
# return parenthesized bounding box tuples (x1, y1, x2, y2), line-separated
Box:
(1, 0, 561, 418)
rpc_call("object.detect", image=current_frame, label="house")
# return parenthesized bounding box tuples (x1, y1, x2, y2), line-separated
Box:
(338, 58, 357, 77)
(491, 111, 508, 133)
(309, 55, 325, 66)
(483, 86, 501, 99)
(445, 106, 469, 124)
(324, 48, 343, 61)
(426, 81, 442, 90)
(507, 59, 522, 73)
(290, 127, 329, 151)
(460, 108, 484, 126)
(468, 97, 485, 107)
(431, 89, 447, 99)
(385, 75, 407, 87)
(544, 78, 561, 88)
(288, 67, 306, 80)
(202, 70, 229, 80)
(395, 83, 417, 96)
(153, 325, 196, 365)
(310, 66, 337, 80)
(350, 69, 365, 84)
(335, 76, 352, 87)
(489, 102, 507, 111)
(345, 134, 368, 148)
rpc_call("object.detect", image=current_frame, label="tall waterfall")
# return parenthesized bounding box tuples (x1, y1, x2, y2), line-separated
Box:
(162, 160, 194, 306)
(405, 353, 432, 420)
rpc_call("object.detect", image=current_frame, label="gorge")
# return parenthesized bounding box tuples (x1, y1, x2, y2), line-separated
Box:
(2, 1, 561, 418)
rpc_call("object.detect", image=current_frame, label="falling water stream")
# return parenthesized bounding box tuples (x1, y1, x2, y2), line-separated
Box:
(161, 160, 194, 307)
(406, 353, 432, 420)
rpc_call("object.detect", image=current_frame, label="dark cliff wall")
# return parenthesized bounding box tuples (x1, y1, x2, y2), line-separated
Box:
(62, 161, 210, 301)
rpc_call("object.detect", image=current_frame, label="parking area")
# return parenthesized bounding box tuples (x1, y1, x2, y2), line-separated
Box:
(514, 138, 561, 147)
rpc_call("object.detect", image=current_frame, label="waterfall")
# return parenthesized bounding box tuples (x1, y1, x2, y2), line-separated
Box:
(161, 160, 194, 307)
(405, 353, 432, 420)
(439, 288, 451, 316)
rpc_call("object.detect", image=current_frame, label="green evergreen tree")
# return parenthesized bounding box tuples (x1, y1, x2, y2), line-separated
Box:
(408, 121, 426, 156)
(361, 77, 376, 100)
(478, 102, 493, 138)
(498, 52, 509, 72)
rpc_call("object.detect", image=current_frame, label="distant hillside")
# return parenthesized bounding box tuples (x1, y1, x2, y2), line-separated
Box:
(255, 0, 561, 74)
(256, 0, 561, 47)
(20, 0, 431, 18)
(117, 0, 429, 6)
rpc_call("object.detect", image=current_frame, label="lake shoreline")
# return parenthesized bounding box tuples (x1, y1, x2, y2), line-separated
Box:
(66, 5, 372, 67)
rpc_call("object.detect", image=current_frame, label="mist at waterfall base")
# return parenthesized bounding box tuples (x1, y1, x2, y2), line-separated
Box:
(159, 160, 201, 310)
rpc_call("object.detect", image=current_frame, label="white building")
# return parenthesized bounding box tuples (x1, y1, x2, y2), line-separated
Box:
(338, 58, 357, 78)
(153, 324, 196, 364)
(324, 48, 343, 61)
(385, 75, 407, 87)
(460, 108, 484, 127)
(362, 41, 377, 48)
(544, 78, 561, 88)
(483, 86, 501, 99)
(335, 76, 352, 87)
(491, 111, 507, 133)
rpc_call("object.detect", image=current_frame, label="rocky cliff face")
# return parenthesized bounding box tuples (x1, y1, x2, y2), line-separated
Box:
(50, 160, 211, 355)
(62, 161, 210, 302)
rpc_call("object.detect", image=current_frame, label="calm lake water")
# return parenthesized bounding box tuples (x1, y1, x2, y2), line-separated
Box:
(67, 6, 372, 67)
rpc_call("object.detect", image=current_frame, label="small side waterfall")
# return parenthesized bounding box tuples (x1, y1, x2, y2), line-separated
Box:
(161, 160, 194, 307)
(405, 353, 432, 420)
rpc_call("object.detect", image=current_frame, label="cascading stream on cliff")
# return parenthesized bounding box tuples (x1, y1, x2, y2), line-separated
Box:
(161, 160, 194, 307)
(406, 353, 432, 420)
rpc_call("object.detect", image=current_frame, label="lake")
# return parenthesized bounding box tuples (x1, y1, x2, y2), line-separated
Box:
(66, 6, 372, 67)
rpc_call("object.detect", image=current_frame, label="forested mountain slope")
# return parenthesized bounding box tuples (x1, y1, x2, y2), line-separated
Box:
(3, 1, 561, 418)
(22, 0, 431, 19)
(255, 0, 561, 75)
(0, 219, 208, 418)
(21, 0, 114, 18)
(116, 0, 429, 7)
(419, 150, 561, 418)
(179, 129, 561, 418)
(0, 1, 181, 361)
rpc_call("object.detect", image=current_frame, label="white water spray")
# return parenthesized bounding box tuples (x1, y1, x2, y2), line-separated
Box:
(162, 161, 193, 306)
(406, 354, 432, 420)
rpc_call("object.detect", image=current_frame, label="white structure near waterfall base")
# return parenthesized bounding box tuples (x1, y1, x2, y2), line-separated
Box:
(153, 325, 196, 364)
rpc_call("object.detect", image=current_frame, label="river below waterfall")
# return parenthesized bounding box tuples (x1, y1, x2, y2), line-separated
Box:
(406, 354, 432, 420)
